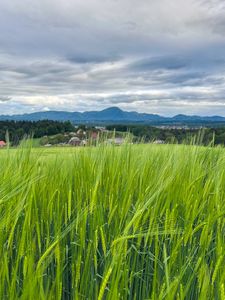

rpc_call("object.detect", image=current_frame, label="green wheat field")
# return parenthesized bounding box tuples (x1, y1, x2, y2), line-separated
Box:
(0, 143, 225, 299)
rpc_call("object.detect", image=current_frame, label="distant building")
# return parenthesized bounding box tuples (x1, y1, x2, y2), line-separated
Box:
(0, 141, 6, 148)
(95, 126, 106, 132)
(69, 132, 77, 137)
(91, 132, 98, 139)
(77, 129, 86, 139)
(81, 140, 87, 146)
(107, 138, 125, 146)
(153, 140, 165, 144)
(77, 129, 84, 135)
(68, 137, 81, 146)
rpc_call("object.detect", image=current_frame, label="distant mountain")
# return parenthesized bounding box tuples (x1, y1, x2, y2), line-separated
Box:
(0, 107, 225, 124)
(171, 114, 225, 122)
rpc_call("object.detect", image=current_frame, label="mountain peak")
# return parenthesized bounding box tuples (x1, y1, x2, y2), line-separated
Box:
(102, 107, 123, 113)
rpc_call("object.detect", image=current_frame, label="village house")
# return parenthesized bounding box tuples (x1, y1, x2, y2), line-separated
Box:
(0, 140, 6, 148)
(153, 140, 165, 144)
(69, 132, 77, 137)
(91, 132, 98, 139)
(95, 126, 107, 132)
(77, 129, 86, 135)
(76, 129, 86, 139)
(68, 137, 81, 146)
(107, 137, 125, 146)
(81, 140, 87, 146)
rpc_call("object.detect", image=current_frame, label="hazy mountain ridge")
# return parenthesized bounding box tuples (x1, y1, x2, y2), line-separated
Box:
(0, 107, 225, 124)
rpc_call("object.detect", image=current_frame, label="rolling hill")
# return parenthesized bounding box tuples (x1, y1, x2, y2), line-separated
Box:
(0, 107, 225, 124)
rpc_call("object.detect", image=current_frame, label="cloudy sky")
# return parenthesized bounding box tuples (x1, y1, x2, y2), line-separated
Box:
(0, 0, 225, 116)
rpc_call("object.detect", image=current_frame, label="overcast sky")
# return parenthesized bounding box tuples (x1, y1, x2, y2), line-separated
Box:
(1, 0, 225, 116)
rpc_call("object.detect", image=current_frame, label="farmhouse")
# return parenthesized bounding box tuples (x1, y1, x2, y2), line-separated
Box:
(0, 140, 6, 147)
(69, 132, 77, 137)
(68, 137, 81, 146)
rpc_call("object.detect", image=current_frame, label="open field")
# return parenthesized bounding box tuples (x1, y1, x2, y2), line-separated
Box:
(0, 143, 225, 299)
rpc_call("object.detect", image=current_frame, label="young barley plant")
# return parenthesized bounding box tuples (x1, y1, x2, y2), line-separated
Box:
(0, 142, 224, 299)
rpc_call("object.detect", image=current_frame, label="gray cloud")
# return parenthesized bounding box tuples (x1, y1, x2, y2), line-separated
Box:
(0, 96, 11, 102)
(0, 0, 225, 115)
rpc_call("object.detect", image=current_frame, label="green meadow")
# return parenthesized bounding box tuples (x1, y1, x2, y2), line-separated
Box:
(0, 143, 224, 299)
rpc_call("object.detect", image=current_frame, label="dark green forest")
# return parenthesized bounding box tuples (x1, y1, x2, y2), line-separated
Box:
(0, 120, 74, 145)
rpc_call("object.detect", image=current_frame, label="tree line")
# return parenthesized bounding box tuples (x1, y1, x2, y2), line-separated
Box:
(1, 120, 225, 146)
(0, 120, 74, 145)
(106, 125, 225, 145)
